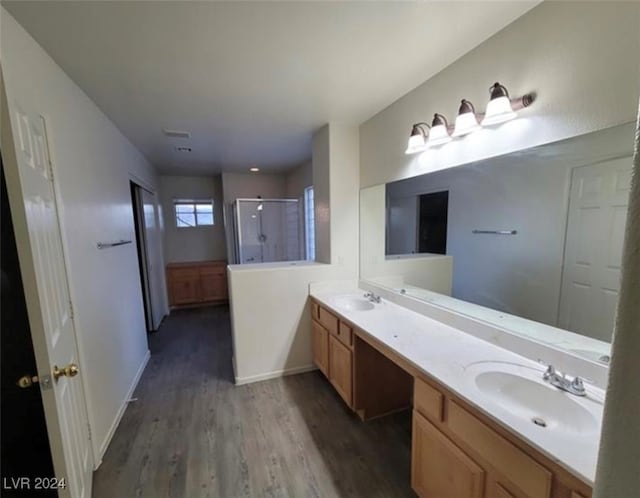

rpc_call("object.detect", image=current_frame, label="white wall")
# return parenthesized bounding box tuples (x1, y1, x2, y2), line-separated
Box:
(312, 126, 331, 263)
(383, 125, 634, 326)
(285, 161, 313, 258)
(228, 263, 353, 384)
(360, 184, 452, 295)
(360, 2, 640, 188)
(229, 123, 359, 383)
(158, 175, 227, 263)
(1, 10, 162, 465)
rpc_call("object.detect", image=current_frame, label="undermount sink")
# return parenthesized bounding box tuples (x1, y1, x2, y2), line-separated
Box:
(465, 361, 600, 434)
(328, 294, 375, 312)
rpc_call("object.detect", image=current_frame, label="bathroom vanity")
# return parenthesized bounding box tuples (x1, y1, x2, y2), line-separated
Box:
(310, 291, 600, 498)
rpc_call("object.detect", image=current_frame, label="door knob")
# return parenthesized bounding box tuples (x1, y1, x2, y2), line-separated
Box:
(53, 363, 79, 382)
(17, 375, 39, 388)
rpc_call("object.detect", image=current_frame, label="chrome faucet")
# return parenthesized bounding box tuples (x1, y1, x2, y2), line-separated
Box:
(363, 291, 381, 304)
(541, 363, 587, 397)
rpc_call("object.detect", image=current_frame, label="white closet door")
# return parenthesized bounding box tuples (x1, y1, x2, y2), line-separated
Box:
(140, 188, 164, 330)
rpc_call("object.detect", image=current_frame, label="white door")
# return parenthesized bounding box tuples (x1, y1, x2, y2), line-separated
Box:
(558, 157, 632, 341)
(140, 188, 164, 329)
(2, 100, 93, 496)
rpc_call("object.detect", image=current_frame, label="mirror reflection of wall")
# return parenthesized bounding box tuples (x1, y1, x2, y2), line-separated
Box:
(363, 123, 635, 359)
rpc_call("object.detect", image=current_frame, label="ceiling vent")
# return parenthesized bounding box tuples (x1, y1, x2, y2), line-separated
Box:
(163, 129, 191, 139)
(175, 146, 192, 153)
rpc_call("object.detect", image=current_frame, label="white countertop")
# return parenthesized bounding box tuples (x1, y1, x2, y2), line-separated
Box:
(310, 288, 604, 486)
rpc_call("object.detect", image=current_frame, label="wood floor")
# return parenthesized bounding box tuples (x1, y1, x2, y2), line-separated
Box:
(92, 306, 415, 498)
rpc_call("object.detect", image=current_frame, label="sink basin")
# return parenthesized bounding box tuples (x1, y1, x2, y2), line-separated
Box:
(465, 362, 600, 434)
(328, 295, 375, 312)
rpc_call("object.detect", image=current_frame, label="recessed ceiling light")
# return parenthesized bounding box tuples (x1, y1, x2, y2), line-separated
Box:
(250, 167, 260, 172)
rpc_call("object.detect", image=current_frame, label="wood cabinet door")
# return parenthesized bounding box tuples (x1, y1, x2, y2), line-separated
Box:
(328, 334, 353, 407)
(312, 320, 329, 377)
(200, 270, 227, 301)
(170, 271, 201, 305)
(493, 481, 516, 498)
(412, 411, 485, 498)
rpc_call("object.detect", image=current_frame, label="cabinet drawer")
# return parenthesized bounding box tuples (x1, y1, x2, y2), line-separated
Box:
(318, 306, 339, 335)
(336, 321, 353, 347)
(311, 302, 320, 320)
(169, 268, 200, 280)
(200, 266, 225, 277)
(414, 377, 444, 424)
(448, 401, 552, 498)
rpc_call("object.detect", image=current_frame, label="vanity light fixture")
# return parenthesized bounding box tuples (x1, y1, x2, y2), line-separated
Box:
(481, 82, 534, 126)
(427, 113, 452, 147)
(452, 99, 482, 137)
(405, 122, 430, 154)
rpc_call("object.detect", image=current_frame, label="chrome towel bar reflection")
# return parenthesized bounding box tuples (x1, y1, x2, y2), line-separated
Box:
(472, 230, 518, 235)
(97, 240, 132, 249)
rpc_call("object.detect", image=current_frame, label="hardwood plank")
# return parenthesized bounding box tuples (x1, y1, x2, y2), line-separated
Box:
(92, 306, 414, 498)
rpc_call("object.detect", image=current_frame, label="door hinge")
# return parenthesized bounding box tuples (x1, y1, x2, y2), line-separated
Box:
(87, 423, 92, 441)
(69, 300, 74, 320)
(48, 159, 54, 183)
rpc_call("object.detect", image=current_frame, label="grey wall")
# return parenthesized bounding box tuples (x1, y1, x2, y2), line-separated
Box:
(159, 175, 227, 263)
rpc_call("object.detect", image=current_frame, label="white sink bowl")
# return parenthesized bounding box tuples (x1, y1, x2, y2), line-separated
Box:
(465, 361, 601, 434)
(328, 295, 375, 312)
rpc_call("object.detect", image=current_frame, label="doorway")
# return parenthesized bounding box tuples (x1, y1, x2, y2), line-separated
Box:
(417, 190, 448, 254)
(1, 160, 56, 497)
(130, 182, 164, 332)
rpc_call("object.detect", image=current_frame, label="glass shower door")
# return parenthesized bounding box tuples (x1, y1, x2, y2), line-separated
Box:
(234, 199, 301, 264)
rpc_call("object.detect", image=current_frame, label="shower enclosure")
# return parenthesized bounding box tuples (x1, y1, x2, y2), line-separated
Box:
(232, 199, 302, 264)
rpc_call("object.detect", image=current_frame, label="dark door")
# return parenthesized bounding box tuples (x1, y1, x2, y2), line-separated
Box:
(130, 181, 154, 332)
(1, 160, 56, 497)
(417, 191, 449, 254)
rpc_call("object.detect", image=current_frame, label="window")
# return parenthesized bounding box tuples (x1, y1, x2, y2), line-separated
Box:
(304, 186, 315, 260)
(174, 199, 214, 227)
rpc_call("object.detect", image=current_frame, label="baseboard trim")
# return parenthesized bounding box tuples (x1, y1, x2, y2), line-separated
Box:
(234, 364, 317, 386)
(93, 349, 150, 468)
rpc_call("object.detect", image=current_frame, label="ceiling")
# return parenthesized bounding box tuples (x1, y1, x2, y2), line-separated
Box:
(3, 1, 539, 175)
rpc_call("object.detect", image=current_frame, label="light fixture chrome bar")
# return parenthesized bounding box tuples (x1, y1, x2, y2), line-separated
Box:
(97, 240, 133, 249)
(472, 230, 518, 235)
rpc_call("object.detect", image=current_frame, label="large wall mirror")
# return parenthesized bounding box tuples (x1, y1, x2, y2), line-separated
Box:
(360, 122, 636, 365)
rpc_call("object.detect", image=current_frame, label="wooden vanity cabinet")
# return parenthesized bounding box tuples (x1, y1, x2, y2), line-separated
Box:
(412, 410, 485, 498)
(310, 302, 353, 409)
(309, 298, 593, 498)
(311, 319, 329, 377)
(167, 261, 228, 307)
(328, 334, 353, 406)
(169, 268, 200, 305)
(410, 377, 591, 498)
